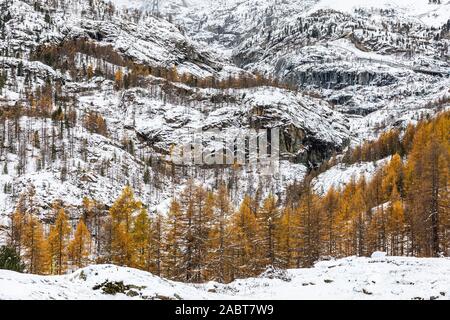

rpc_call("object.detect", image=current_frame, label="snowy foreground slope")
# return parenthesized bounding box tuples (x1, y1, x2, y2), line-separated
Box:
(1, 255, 450, 300)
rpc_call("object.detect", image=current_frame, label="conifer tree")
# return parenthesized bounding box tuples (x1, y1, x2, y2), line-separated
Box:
(89, 198, 105, 255)
(131, 208, 151, 270)
(87, 64, 94, 79)
(68, 219, 91, 269)
(404, 113, 449, 256)
(114, 69, 123, 90)
(48, 207, 71, 275)
(179, 181, 195, 282)
(168, 65, 179, 82)
(382, 153, 404, 197)
(277, 205, 299, 269)
(387, 186, 405, 255)
(257, 194, 279, 269)
(109, 186, 142, 266)
(208, 183, 232, 282)
(163, 199, 184, 280)
(190, 186, 213, 282)
(229, 195, 259, 278)
(367, 170, 387, 253)
(23, 215, 48, 274)
(322, 187, 339, 256)
(149, 212, 163, 276)
(0, 246, 25, 272)
(297, 184, 322, 266)
(354, 177, 368, 257)
(9, 209, 25, 256)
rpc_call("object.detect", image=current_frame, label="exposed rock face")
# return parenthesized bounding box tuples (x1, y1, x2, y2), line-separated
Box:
(160, 0, 449, 121)
(0, 0, 222, 77)
(284, 68, 398, 89)
(280, 127, 342, 165)
(119, 85, 349, 167)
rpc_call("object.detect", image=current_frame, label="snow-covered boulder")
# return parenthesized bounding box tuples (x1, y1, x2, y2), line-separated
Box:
(371, 251, 388, 259)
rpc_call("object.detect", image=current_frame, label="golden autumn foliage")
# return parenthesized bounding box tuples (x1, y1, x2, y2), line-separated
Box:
(207, 183, 232, 282)
(330, 111, 449, 258)
(229, 195, 259, 278)
(163, 199, 184, 280)
(109, 186, 143, 267)
(87, 64, 94, 79)
(114, 69, 123, 90)
(131, 208, 151, 270)
(257, 194, 279, 268)
(68, 219, 91, 269)
(22, 215, 48, 275)
(403, 111, 449, 256)
(47, 207, 71, 275)
(7, 111, 449, 283)
(83, 111, 108, 136)
(9, 209, 26, 256)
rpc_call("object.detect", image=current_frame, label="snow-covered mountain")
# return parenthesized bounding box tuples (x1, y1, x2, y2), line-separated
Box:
(0, 0, 448, 227)
(1, 254, 450, 300)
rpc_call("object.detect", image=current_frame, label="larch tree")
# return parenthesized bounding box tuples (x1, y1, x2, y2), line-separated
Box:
(297, 183, 322, 267)
(68, 219, 91, 269)
(149, 212, 163, 276)
(386, 185, 405, 256)
(168, 65, 179, 82)
(22, 215, 48, 275)
(163, 199, 184, 281)
(179, 181, 195, 282)
(109, 186, 142, 267)
(114, 69, 123, 90)
(322, 187, 339, 257)
(9, 209, 25, 256)
(87, 64, 94, 79)
(209, 183, 232, 283)
(190, 186, 213, 283)
(404, 113, 449, 256)
(228, 195, 259, 278)
(131, 208, 151, 270)
(367, 170, 387, 253)
(81, 197, 103, 256)
(277, 205, 300, 269)
(382, 153, 405, 198)
(257, 194, 280, 269)
(48, 207, 71, 275)
(354, 177, 368, 257)
(8, 187, 38, 256)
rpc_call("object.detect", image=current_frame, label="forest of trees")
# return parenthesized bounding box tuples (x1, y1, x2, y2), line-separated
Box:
(4, 111, 449, 283)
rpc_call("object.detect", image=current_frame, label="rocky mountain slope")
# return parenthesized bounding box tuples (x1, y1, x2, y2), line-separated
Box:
(148, 0, 450, 138)
(0, 0, 448, 230)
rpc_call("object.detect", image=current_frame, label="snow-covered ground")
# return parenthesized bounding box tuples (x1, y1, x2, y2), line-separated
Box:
(313, 157, 390, 194)
(112, 0, 450, 28)
(310, 0, 450, 27)
(1, 254, 449, 300)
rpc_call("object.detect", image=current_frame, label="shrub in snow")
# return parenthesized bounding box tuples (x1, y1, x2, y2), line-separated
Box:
(92, 280, 145, 296)
(0, 246, 25, 272)
(258, 266, 292, 282)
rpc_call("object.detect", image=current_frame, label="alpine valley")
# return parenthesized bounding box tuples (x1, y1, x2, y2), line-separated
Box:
(0, 0, 449, 300)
